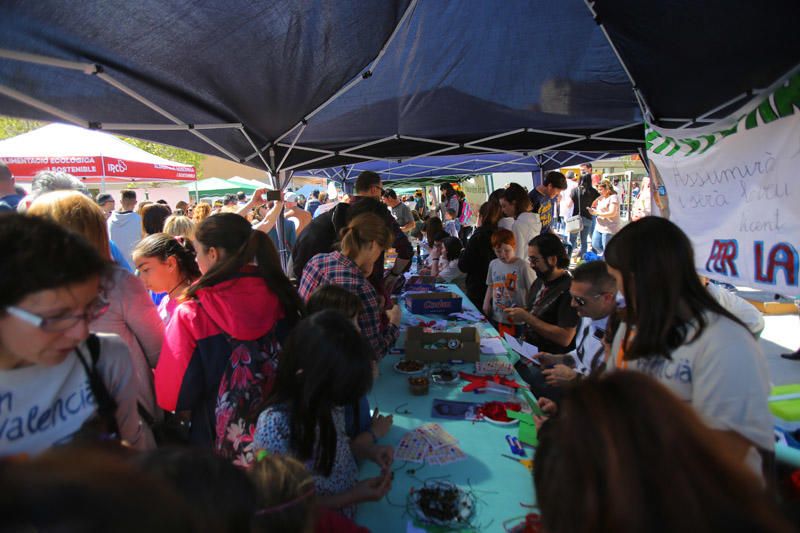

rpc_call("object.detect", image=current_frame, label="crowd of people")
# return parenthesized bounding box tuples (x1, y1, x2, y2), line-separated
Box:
(0, 161, 793, 532)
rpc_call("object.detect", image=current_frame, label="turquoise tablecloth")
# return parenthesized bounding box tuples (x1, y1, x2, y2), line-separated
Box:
(356, 285, 537, 532)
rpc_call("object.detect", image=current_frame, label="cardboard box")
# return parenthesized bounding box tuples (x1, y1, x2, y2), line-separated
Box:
(405, 275, 437, 291)
(405, 291, 462, 315)
(405, 326, 480, 362)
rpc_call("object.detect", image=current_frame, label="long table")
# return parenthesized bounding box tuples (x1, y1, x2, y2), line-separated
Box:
(357, 285, 537, 532)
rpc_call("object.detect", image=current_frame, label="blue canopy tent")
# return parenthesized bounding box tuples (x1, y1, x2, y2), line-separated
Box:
(301, 151, 624, 190)
(1, 1, 796, 180)
(0, 1, 797, 269)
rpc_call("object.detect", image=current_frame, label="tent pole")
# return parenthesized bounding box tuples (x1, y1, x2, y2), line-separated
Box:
(536, 154, 543, 188)
(583, 0, 655, 123)
(99, 155, 107, 193)
(0, 83, 87, 128)
(276, 124, 308, 173)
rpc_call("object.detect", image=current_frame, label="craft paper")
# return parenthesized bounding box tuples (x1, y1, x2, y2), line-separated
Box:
(503, 333, 540, 365)
(480, 337, 507, 355)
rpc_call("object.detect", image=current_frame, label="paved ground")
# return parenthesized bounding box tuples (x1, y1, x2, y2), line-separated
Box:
(760, 313, 800, 386)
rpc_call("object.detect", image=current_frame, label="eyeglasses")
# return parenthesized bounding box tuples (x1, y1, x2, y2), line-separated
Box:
(570, 293, 605, 307)
(528, 255, 544, 265)
(5, 297, 110, 332)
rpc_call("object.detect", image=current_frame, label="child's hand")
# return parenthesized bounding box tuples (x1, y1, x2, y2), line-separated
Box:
(352, 471, 393, 502)
(371, 409, 393, 439)
(368, 444, 394, 470)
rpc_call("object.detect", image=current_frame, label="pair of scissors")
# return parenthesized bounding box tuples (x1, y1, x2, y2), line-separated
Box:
(502, 454, 534, 471)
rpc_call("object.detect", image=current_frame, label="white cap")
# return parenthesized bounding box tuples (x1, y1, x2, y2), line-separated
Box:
(284, 192, 298, 203)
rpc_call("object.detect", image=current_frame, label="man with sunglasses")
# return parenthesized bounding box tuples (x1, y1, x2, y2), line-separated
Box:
(538, 260, 618, 386)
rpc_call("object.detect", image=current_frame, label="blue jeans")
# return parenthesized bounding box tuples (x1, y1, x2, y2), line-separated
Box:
(592, 229, 613, 255)
(569, 216, 594, 256)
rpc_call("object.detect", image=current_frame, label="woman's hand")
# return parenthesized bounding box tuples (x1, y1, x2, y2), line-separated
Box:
(386, 304, 401, 326)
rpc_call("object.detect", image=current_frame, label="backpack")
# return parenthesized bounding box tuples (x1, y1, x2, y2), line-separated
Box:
(204, 305, 283, 467)
(73, 334, 121, 444)
(458, 199, 473, 225)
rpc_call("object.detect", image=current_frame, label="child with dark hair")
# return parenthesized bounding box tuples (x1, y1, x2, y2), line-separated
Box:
(133, 233, 202, 324)
(443, 207, 461, 237)
(255, 310, 393, 520)
(419, 230, 447, 272)
(1, 448, 198, 532)
(431, 236, 464, 282)
(534, 372, 791, 533)
(0, 214, 151, 455)
(482, 228, 535, 337)
(306, 285, 394, 442)
(420, 216, 444, 255)
(135, 448, 257, 533)
(156, 213, 305, 456)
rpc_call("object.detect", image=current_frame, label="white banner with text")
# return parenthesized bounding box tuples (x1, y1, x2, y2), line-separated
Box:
(647, 73, 799, 296)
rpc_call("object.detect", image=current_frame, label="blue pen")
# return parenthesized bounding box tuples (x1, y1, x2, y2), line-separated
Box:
(505, 434, 523, 456)
(511, 436, 526, 457)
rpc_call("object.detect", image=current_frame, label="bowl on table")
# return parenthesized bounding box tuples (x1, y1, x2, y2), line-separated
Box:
(408, 376, 430, 396)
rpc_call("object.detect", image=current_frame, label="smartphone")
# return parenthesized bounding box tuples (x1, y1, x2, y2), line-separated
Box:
(264, 190, 282, 201)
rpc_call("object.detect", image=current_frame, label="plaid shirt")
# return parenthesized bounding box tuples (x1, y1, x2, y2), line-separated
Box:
(299, 251, 399, 358)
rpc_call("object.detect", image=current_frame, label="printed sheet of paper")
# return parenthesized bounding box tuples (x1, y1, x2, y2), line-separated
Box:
(425, 444, 467, 465)
(475, 358, 514, 376)
(395, 431, 429, 463)
(503, 333, 540, 365)
(480, 337, 507, 355)
(416, 423, 458, 449)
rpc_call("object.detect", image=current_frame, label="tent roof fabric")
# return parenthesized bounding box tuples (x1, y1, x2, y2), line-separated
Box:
(0, 1, 797, 174)
(0, 123, 196, 181)
(303, 151, 621, 184)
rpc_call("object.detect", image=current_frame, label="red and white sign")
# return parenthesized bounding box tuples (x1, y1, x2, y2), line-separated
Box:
(0, 124, 197, 183)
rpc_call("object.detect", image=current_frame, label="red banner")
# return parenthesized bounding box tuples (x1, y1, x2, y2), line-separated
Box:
(0, 155, 196, 182)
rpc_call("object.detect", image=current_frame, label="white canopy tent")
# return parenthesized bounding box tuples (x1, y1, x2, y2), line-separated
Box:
(0, 123, 196, 190)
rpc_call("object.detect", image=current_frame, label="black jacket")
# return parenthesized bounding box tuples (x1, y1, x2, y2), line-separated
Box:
(458, 225, 495, 308)
(571, 180, 600, 219)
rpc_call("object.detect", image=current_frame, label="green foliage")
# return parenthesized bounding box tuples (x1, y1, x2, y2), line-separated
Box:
(0, 117, 43, 140)
(0, 116, 203, 178)
(120, 136, 204, 178)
